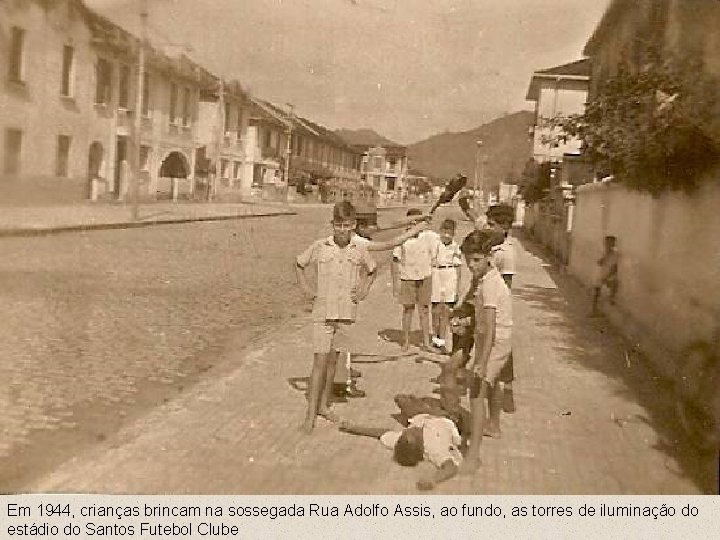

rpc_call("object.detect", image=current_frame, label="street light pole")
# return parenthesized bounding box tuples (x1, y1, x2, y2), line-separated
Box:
(131, 0, 148, 221)
(473, 139, 482, 200)
(284, 103, 294, 202)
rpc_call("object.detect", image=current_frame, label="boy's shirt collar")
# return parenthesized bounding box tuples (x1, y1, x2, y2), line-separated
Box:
(324, 234, 363, 248)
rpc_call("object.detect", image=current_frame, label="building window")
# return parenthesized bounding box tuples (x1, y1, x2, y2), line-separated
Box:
(95, 58, 112, 105)
(56, 135, 71, 177)
(233, 161, 242, 179)
(61, 45, 74, 97)
(224, 103, 231, 132)
(118, 64, 130, 109)
(139, 145, 151, 171)
(263, 128, 271, 148)
(169, 83, 178, 124)
(236, 107, 243, 134)
(8, 27, 25, 82)
(3, 128, 22, 174)
(373, 156, 383, 170)
(141, 71, 151, 116)
(182, 88, 191, 126)
(220, 158, 229, 178)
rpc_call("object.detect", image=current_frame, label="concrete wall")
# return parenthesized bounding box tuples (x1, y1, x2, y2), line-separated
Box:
(568, 178, 720, 375)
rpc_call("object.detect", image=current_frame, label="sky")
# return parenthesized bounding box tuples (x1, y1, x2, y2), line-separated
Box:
(85, 0, 611, 144)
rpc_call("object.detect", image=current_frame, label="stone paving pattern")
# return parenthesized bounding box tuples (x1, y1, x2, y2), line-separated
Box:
(16, 210, 713, 494)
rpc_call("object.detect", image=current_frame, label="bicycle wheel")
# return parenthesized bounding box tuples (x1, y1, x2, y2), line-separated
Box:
(674, 342, 720, 452)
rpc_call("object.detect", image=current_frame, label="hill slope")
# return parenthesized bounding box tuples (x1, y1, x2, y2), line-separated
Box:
(407, 111, 534, 188)
(334, 128, 398, 147)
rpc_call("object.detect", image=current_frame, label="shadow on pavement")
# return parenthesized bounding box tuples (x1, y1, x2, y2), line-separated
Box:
(516, 231, 718, 494)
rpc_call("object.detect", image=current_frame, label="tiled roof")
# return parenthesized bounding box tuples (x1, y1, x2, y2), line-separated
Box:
(536, 58, 592, 77)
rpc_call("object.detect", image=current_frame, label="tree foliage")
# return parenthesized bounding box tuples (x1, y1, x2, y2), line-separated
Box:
(555, 55, 720, 195)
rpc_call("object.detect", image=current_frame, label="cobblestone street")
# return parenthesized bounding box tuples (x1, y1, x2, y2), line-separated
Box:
(9, 208, 714, 495)
(0, 207, 406, 489)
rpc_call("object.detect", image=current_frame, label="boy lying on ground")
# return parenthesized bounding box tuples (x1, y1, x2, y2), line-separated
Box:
(339, 393, 468, 490)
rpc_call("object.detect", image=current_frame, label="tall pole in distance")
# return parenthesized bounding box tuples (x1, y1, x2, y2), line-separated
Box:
(473, 139, 482, 200)
(131, 0, 148, 221)
(208, 79, 225, 202)
(284, 103, 294, 202)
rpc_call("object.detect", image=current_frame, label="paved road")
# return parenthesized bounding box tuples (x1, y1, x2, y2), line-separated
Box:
(0, 206, 407, 490)
(20, 207, 716, 494)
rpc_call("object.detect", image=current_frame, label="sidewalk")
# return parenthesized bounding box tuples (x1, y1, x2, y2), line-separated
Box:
(0, 202, 295, 236)
(25, 235, 709, 494)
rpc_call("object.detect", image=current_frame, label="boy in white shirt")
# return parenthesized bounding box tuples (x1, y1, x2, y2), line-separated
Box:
(430, 219, 462, 352)
(457, 230, 512, 474)
(486, 204, 518, 413)
(392, 209, 441, 352)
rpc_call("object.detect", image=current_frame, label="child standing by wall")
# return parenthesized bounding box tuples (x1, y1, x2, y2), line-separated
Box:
(592, 235, 619, 316)
(392, 208, 441, 352)
(430, 219, 462, 353)
(296, 202, 428, 433)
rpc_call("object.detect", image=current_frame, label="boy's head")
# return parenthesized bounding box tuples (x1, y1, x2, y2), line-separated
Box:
(486, 204, 514, 234)
(393, 426, 424, 466)
(439, 219, 456, 245)
(604, 235, 617, 250)
(460, 230, 505, 278)
(331, 201, 357, 247)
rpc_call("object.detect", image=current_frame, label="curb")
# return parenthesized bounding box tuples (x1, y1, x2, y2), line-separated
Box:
(0, 210, 297, 238)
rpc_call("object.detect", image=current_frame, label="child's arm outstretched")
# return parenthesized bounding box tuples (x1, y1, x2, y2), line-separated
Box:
(365, 219, 429, 252)
(339, 423, 393, 439)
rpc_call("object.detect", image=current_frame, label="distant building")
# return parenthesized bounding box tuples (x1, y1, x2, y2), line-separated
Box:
(196, 80, 250, 198)
(357, 145, 408, 195)
(0, 0, 215, 204)
(525, 59, 591, 164)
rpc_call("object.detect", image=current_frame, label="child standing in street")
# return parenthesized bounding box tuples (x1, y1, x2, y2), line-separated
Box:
(592, 235, 619, 316)
(296, 202, 428, 433)
(392, 209, 441, 352)
(486, 204, 518, 413)
(458, 230, 511, 474)
(430, 219, 462, 352)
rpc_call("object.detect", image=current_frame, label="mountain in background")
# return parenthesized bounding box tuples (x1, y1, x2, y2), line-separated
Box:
(334, 128, 399, 147)
(407, 111, 535, 189)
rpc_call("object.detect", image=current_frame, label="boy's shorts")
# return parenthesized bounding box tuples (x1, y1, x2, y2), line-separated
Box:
(313, 320, 352, 354)
(431, 267, 458, 304)
(472, 339, 511, 385)
(398, 277, 431, 306)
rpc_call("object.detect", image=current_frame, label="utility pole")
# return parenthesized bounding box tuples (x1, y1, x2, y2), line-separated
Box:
(284, 103, 294, 202)
(208, 79, 225, 202)
(473, 139, 482, 200)
(130, 0, 148, 221)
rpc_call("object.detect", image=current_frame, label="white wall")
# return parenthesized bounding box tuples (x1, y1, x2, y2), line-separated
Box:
(569, 179, 720, 374)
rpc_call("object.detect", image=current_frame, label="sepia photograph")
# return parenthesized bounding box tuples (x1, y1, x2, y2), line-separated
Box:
(0, 0, 718, 497)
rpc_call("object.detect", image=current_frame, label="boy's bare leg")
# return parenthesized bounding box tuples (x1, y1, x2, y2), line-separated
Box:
(402, 305, 414, 350)
(485, 382, 502, 438)
(418, 304, 431, 349)
(304, 353, 329, 432)
(439, 304, 450, 349)
(318, 349, 340, 421)
(431, 303, 441, 339)
(461, 378, 487, 474)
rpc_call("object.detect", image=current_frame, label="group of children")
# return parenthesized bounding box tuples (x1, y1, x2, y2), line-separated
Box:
(295, 199, 517, 489)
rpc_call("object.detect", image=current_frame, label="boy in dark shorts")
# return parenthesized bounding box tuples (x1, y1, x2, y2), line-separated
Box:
(392, 209, 441, 352)
(459, 230, 511, 473)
